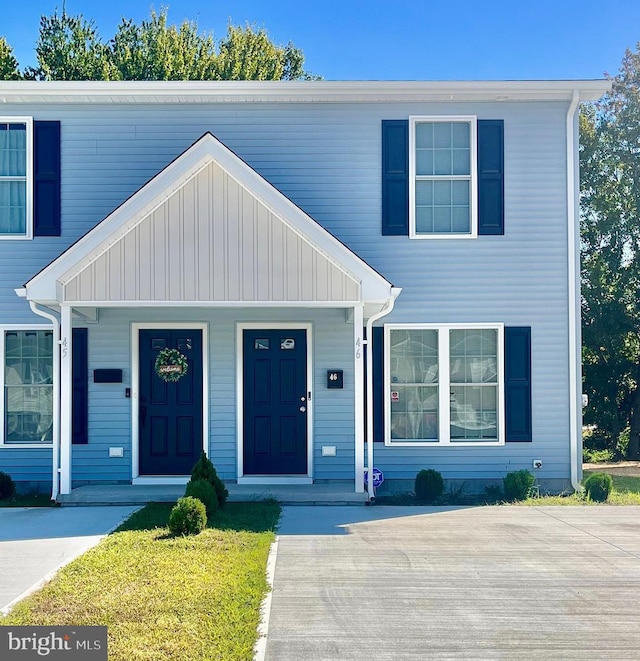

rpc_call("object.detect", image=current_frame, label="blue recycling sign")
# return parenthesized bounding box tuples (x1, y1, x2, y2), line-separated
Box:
(364, 467, 384, 489)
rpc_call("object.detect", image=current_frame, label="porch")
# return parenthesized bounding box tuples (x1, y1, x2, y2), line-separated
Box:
(57, 483, 369, 506)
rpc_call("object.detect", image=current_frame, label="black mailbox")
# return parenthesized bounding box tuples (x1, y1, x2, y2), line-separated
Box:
(94, 369, 123, 383)
(326, 369, 344, 389)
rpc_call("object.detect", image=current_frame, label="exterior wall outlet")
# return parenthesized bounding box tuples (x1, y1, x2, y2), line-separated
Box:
(321, 446, 337, 457)
(109, 447, 124, 458)
(533, 459, 542, 469)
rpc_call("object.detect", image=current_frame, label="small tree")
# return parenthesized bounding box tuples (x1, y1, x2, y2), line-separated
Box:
(0, 38, 21, 80)
(191, 452, 228, 507)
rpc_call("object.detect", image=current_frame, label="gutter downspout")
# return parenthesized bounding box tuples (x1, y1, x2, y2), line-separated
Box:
(365, 287, 401, 502)
(566, 89, 583, 493)
(25, 298, 60, 502)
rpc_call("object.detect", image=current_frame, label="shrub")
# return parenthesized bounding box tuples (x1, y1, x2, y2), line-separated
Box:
(584, 472, 613, 502)
(191, 452, 229, 507)
(414, 469, 444, 503)
(503, 469, 535, 501)
(168, 497, 207, 536)
(185, 478, 218, 516)
(582, 447, 614, 464)
(0, 471, 15, 500)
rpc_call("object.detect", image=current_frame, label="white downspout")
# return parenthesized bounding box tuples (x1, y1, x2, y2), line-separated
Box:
(27, 300, 61, 501)
(566, 89, 583, 493)
(365, 287, 401, 502)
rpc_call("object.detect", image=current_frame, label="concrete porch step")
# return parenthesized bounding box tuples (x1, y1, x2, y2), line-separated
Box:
(57, 483, 368, 506)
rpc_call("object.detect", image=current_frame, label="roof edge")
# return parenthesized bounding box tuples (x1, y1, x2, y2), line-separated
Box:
(0, 79, 611, 104)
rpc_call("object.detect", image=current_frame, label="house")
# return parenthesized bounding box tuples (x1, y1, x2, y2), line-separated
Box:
(0, 80, 610, 500)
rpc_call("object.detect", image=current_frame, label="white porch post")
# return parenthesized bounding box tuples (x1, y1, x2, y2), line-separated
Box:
(353, 305, 365, 492)
(59, 305, 73, 495)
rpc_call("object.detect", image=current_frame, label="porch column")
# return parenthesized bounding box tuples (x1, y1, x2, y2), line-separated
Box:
(59, 305, 73, 495)
(353, 305, 365, 492)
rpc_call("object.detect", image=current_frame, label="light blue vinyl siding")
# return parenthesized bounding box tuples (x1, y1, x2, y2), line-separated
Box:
(0, 98, 572, 486)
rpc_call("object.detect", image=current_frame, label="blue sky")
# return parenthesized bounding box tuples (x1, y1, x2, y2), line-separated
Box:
(1, 0, 639, 80)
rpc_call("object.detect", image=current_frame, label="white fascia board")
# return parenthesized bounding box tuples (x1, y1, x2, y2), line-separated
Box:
(0, 80, 611, 104)
(25, 133, 392, 304)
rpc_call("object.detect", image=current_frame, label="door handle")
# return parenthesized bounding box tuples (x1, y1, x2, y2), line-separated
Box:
(299, 406, 306, 413)
(140, 406, 147, 427)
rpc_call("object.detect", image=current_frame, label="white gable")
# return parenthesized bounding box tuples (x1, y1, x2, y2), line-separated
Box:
(25, 133, 393, 306)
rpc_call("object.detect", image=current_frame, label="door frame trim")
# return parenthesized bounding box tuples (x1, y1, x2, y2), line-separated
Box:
(131, 322, 209, 481)
(236, 322, 313, 481)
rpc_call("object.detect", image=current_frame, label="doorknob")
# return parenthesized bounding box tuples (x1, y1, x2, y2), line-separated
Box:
(140, 406, 147, 427)
(299, 406, 306, 413)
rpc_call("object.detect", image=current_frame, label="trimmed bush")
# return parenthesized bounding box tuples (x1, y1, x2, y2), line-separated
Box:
(414, 469, 444, 503)
(168, 496, 207, 536)
(584, 472, 613, 502)
(185, 478, 218, 516)
(191, 452, 229, 507)
(0, 471, 15, 500)
(503, 469, 535, 501)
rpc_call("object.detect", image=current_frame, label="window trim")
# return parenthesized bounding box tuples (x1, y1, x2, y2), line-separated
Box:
(0, 324, 54, 448)
(408, 115, 477, 240)
(384, 323, 505, 447)
(0, 116, 34, 240)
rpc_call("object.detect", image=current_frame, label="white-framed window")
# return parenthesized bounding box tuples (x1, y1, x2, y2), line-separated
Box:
(409, 116, 477, 239)
(0, 327, 53, 447)
(0, 117, 33, 239)
(385, 323, 504, 446)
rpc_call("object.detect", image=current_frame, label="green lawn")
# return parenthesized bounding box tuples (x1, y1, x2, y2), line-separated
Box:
(0, 493, 56, 507)
(519, 470, 640, 506)
(1, 501, 280, 661)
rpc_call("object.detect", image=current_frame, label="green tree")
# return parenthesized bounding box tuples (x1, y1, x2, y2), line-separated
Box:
(29, 7, 315, 82)
(29, 7, 114, 80)
(0, 37, 21, 80)
(580, 44, 640, 459)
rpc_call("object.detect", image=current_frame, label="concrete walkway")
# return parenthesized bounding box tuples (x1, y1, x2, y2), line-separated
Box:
(0, 506, 138, 614)
(264, 505, 640, 660)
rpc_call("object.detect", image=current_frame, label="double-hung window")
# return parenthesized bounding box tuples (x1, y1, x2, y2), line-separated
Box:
(385, 324, 504, 446)
(409, 116, 477, 238)
(0, 118, 33, 239)
(1, 328, 53, 446)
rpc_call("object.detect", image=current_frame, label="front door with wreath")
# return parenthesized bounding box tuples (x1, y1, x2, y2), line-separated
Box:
(138, 329, 203, 475)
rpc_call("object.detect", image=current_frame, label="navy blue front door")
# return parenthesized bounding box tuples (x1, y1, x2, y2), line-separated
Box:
(139, 329, 203, 475)
(243, 329, 308, 475)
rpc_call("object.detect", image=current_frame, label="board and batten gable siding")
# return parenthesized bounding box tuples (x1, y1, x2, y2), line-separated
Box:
(62, 161, 360, 304)
(0, 99, 573, 484)
(71, 307, 355, 484)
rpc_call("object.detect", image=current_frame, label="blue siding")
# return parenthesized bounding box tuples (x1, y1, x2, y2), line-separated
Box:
(0, 98, 573, 486)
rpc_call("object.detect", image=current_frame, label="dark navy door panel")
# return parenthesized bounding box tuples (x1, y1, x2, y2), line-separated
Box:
(243, 329, 307, 475)
(139, 329, 203, 475)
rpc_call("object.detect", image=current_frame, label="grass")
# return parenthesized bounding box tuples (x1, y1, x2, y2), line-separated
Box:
(0, 493, 56, 507)
(1, 501, 280, 661)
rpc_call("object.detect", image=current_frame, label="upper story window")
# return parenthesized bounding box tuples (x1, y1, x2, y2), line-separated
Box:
(0, 118, 33, 239)
(409, 116, 477, 239)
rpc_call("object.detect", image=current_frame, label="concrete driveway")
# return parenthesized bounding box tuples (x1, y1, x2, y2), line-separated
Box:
(0, 506, 138, 614)
(264, 505, 640, 660)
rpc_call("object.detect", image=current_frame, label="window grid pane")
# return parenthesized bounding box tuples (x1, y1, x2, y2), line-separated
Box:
(390, 329, 439, 441)
(449, 329, 498, 441)
(5, 331, 54, 444)
(414, 120, 472, 235)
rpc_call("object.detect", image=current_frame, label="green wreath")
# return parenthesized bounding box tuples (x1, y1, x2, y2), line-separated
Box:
(155, 348, 188, 382)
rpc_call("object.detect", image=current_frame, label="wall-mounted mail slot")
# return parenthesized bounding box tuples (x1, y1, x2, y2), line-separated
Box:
(94, 369, 123, 383)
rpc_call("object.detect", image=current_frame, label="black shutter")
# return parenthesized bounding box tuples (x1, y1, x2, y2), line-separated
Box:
(372, 326, 385, 441)
(477, 120, 504, 235)
(382, 120, 409, 236)
(505, 327, 532, 442)
(33, 120, 61, 237)
(72, 328, 88, 445)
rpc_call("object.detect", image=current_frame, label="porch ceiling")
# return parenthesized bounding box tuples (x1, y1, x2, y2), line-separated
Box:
(24, 133, 393, 308)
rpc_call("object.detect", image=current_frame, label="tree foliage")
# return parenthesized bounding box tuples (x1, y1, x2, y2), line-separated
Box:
(19, 7, 314, 81)
(580, 44, 640, 459)
(0, 37, 21, 80)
